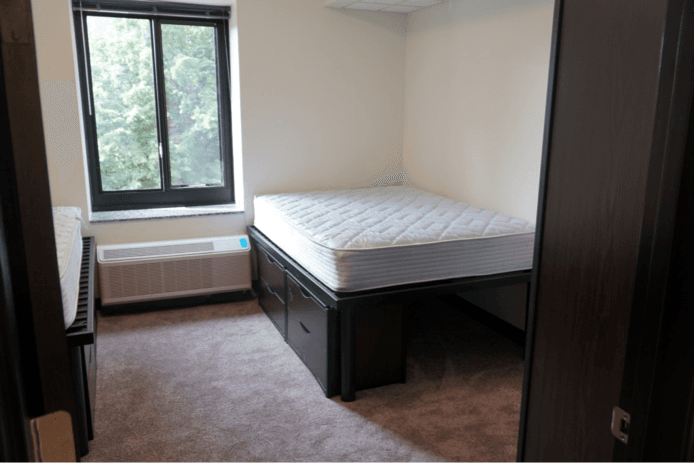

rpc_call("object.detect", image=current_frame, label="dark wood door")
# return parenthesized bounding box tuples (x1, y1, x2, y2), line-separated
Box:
(518, 0, 692, 460)
(617, 108, 693, 462)
(0, 221, 33, 461)
(0, 0, 80, 458)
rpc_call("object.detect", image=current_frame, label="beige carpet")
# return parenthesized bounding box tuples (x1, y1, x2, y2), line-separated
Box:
(83, 298, 523, 462)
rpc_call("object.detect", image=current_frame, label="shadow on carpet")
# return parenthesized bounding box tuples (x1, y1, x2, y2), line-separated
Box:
(333, 299, 524, 462)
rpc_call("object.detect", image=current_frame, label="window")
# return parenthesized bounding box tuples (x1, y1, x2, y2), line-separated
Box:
(73, 1, 233, 211)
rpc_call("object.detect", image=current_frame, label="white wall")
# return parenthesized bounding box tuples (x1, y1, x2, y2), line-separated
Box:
(238, 1, 407, 200)
(31, 0, 408, 245)
(401, 0, 554, 324)
(32, 0, 551, 246)
(402, 0, 554, 223)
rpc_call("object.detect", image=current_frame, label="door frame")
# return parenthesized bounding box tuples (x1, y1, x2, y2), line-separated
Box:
(515, 0, 562, 456)
(0, 219, 32, 461)
(0, 0, 81, 458)
(517, 0, 693, 460)
(612, 0, 693, 458)
(0, 17, 32, 461)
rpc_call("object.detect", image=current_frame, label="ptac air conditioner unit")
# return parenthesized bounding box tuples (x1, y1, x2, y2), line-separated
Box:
(97, 235, 251, 306)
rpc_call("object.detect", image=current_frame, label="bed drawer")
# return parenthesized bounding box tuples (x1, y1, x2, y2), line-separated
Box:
(287, 311, 328, 390)
(287, 274, 327, 343)
(257, 246, 286, 303)
(286, 274, 337, 396)
(257, 277, 286, 336)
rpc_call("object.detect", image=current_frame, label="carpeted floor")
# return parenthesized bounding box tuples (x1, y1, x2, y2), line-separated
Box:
(83, 298, 523, 462)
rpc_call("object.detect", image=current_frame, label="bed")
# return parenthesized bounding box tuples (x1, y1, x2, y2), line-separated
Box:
(52, 207, 83, 328)
(249, 186, 535, 401)
(52, 207, 97, 457)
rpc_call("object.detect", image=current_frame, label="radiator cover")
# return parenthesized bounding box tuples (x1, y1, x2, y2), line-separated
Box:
(97, 236, 251, 306)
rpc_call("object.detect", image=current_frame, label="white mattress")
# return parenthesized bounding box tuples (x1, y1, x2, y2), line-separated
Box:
(52, 207, 83, 328)
(253, 186, 536, 292)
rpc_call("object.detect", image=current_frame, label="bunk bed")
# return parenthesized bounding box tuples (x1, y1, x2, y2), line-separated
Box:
(248, 186, 535, 401)
(53, 207, 97, 457)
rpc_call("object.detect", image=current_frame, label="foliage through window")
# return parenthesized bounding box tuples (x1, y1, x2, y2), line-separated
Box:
(74, 1, 233, 211)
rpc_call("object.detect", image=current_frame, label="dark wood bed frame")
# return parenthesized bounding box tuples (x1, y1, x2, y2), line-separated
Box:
(248, 225, 531, 402)
(65, 236, 97, 457)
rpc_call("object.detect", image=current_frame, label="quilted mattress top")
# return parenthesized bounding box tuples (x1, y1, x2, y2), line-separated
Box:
(52, 207, 82, 279)
(253, 186, 535, 251)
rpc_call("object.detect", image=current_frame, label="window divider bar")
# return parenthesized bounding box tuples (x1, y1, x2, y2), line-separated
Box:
(223, 19, 232, 102)
(79, 1, 93, 116)
(151, 19, 172, 192)
(75, 12, 106, 196)
(218, 20, 234, 190)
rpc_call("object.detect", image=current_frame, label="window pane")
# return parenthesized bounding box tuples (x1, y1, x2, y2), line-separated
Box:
(87, 16, 161, 191)
(161, 24, 224, 187)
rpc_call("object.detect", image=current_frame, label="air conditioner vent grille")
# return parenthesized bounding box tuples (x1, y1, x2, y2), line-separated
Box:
(97, 235, 251, 306)
(102, 242, 214, 260)
(99, 254, 251, 304)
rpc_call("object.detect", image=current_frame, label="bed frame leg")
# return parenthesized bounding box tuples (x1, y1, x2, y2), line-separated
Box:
(340, 302, 356, 402)
(341, 299, 405, 400)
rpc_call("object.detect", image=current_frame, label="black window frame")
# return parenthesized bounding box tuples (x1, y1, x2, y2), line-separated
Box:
(73, 0, 234, 212)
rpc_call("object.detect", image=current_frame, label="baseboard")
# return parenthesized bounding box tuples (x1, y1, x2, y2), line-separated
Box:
(437, 294, 526, 347)
(98, 289, 255, 315)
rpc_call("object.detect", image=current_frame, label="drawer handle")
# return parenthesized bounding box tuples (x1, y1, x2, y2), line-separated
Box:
(298, 286, 313, 299)
(296, 283, 323, 306)
(287, 275, 325, 307)
(264, 282, 280, 299)
(263, 252, 283, 270)
(299, 321, 311, 334)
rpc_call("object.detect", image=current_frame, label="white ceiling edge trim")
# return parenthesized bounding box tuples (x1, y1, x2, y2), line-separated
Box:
(324, 0, 445, 14)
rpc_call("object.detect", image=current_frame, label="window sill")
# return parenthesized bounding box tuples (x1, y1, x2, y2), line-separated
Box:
(89, 203, 244, 224)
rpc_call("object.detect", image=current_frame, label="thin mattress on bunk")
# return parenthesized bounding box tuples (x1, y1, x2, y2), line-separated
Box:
(52, 207, 83, 328)
(253, 186, 536, 292)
